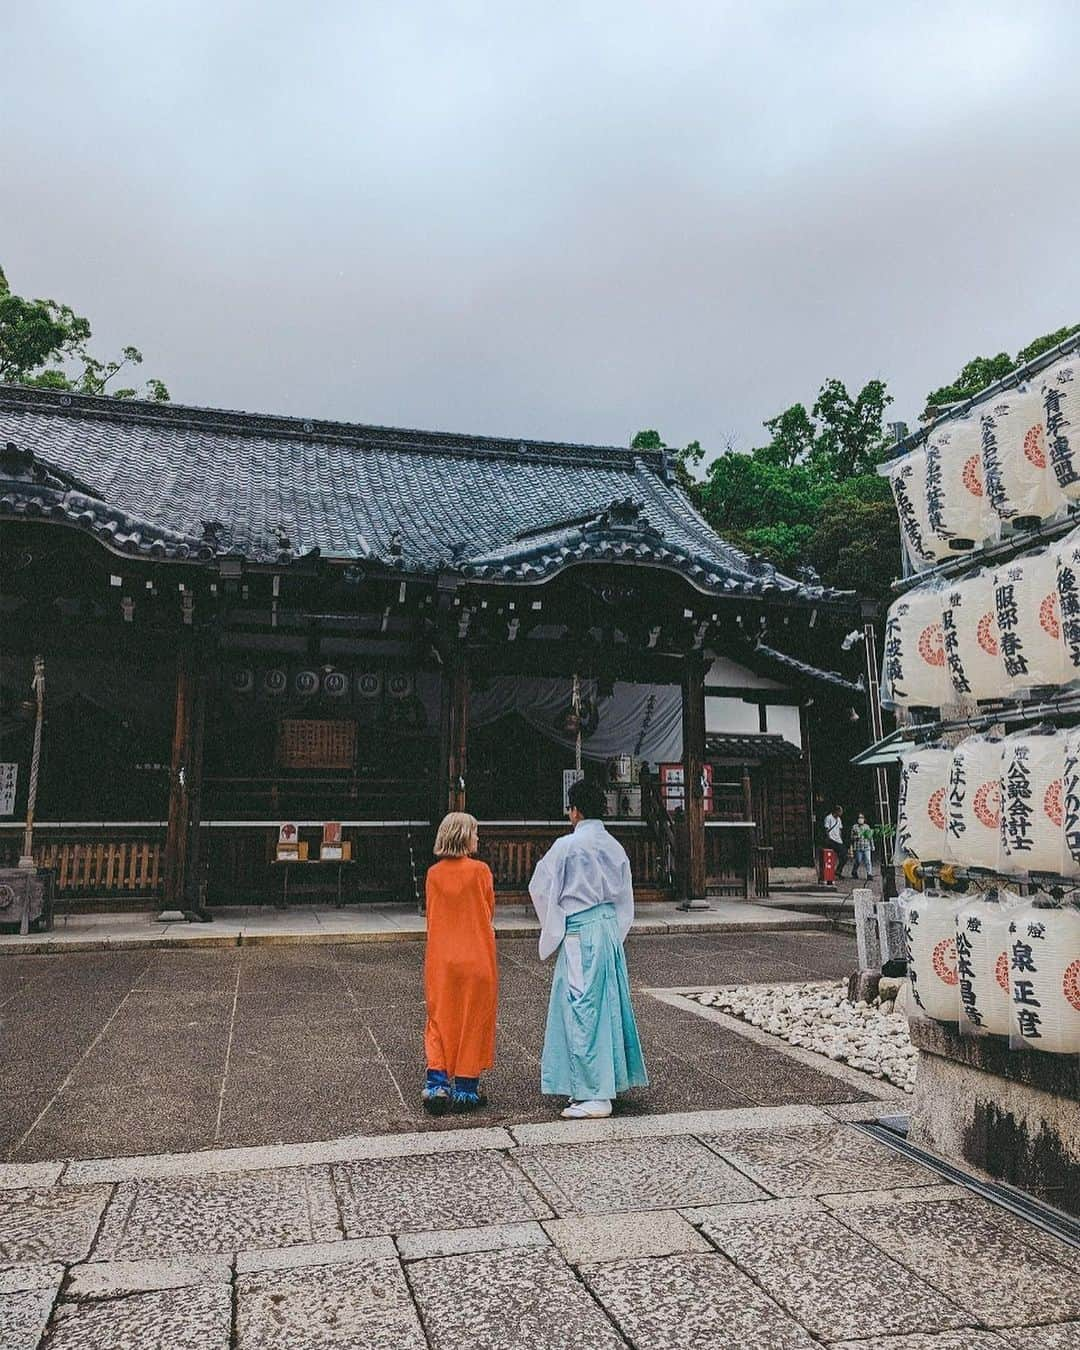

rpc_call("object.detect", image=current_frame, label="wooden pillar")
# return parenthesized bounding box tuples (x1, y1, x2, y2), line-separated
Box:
(681, 655, 708, 904)
(439, 648, 469, 816)
(162, 642, 209, 915)
(741, 763, 754, 899)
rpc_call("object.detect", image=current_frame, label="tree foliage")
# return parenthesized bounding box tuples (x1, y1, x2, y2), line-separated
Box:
(0, 265, 169, 401)
(638, 322, 1076, 600)
(925, 323, 1079, 409)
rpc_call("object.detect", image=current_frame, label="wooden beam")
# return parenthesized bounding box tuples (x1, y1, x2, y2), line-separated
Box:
(162, 641, 209, 913)
(681, 654, 707, 901)
(438, 648, 469, 816)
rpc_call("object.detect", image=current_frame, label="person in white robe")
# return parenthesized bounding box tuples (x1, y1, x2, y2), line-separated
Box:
(528, 778, 648, 1119)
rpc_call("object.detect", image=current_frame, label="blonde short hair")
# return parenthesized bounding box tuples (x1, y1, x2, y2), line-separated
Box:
(433, 812, 478, 858)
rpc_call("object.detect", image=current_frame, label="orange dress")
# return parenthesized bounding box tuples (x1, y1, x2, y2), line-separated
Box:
(424, 857, 498, 1078)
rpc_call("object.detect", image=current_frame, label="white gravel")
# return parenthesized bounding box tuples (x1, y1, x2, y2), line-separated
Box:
(687, 981, 917, 1093)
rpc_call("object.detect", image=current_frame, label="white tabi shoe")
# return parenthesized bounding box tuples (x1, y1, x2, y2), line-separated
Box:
(560, 1099, 612, 1119)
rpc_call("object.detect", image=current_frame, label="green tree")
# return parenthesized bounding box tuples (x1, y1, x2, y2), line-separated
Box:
(0, 265, 169, 401)
(925, 323, 1079, 409)
(631, 428, 704, 493)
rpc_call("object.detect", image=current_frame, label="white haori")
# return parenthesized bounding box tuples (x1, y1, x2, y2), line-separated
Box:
(528, 818, 635, 961)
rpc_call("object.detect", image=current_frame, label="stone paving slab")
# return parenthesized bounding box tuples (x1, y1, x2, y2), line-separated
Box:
(508, 1103, 830, 1147)
(0, 1261, 63, 1294)
(236, 1235, 396, 1273)
(0, 1287, 56, 1350)
(819, 1184, 963, 1210)
(92, 1167, 341, 1260)
(407, 1245, 625, 1350)
(66, 1253, 233, 1298)
(48, 1283, 232, 1349)
(515, 1135, 766, 1214)
(0, 900, 827, 956)
(694, 1204, 970, 1342)
(334, 1150, 552, 1237)
(237, 1254, 427, 1349)
(544, 1209, 710, 1264)
(829, 1334, 1010, 1349)
(700, 1123, 940, 1197)
(581, 1251, 818, 1349)
(62, 1125, 515, 1185)
(0, 1163, 63, 1192)
(0, 1186, 112, 1264)
(835, 1195, 1080, 1328)
(1000, 1328, 1080, 1350)
(395, 1220, 549, 1261)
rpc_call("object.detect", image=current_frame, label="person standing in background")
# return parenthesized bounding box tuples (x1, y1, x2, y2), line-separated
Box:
(823, 806, 847, 879)
(850, 812, 874, 880)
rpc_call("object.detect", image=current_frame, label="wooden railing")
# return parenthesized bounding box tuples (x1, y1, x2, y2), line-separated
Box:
(0, 833, 164, 897)
(477, 824, 665, 895)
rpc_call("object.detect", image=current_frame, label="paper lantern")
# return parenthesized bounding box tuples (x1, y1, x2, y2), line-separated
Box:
(925, 417, 994, 550)
(1007, 902, 1080, 1054)
(896, 746, 952, 862)
(881, 587, 953, 709)
(954, 894, 1016, 1036)
(944, 735, 1003, 871)
(1059, 727, 1080, 878)
(940, 569, 1001, 701)
(981, 386, 1063, 524)
(1053, 524, 1080, 677)
(1041, 354, 1080, 500)
(887, 450, 952, 571)
(1000, 731, 1068, 877)
(902, 890, 961, 1024)
(993, 549, 1068, 692)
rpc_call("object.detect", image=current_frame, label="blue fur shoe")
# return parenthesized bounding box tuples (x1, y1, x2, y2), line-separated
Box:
(450, 1077, 487, 1113)
(421, 1069, 451, 1116)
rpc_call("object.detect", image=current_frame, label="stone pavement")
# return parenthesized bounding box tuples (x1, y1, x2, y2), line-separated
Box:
(0, 899, 827, 956)
(0, 932, 877, 1163)
(1, 1105, 1078, 1348)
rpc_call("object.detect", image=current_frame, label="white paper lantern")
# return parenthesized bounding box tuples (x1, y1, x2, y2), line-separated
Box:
(1058, 727, 1080, 878)
(1000, 731, 1068, 877)
(993, 549, 1068, 692)
(902, 890, 961, 1024)
(1007, 902, 1080, 1055)
(925, 417, 994, 549)
(887, 450, 953, 571)
(1041, 354, 1080, 501)
(881, 587, 953, 709)
(1053, 524, 1080, 677)
(981, 386, 1064, 524)
(954, 894, 1016, 1036)
(940, 569, 1002, 701)
(944, 735, 1003, 871)
(897, 746, 952, 862)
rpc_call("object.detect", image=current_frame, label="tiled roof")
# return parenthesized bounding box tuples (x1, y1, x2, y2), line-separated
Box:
(705, 732, 801, 761)
(0, 384, 848, 604)
(753, 642, 864, 697)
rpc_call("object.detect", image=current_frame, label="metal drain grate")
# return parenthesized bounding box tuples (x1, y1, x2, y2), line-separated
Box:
(854, 1118, 1080, 1250)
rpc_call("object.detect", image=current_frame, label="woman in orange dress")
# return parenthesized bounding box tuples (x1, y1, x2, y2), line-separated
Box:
(422, 812, 498, 1114)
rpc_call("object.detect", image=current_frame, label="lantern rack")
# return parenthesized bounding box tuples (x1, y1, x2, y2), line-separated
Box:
(889, 505, 1080, 598)
(906, 859, 1080, 901)
(883, 326, 1080, 465)
(854, 690, 1080, 765)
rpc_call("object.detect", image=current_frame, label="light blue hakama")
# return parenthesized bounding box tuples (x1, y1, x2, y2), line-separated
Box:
(540, 903, 648, 1100)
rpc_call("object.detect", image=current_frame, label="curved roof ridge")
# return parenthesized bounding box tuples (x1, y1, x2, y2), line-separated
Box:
(0, 382, 653, 470)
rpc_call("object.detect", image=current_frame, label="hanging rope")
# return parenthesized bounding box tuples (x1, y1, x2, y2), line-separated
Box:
(20, 655, 45, 867)
(572, 672, 582, 772)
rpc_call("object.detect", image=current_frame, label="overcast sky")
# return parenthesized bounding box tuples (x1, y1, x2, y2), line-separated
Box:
(4, 2, 1080, 459)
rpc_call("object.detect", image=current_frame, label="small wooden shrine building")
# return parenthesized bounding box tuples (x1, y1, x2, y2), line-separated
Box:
(0, 385, 861, 910)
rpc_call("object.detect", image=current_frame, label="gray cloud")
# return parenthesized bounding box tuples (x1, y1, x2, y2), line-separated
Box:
(4, 1, 1080, 458)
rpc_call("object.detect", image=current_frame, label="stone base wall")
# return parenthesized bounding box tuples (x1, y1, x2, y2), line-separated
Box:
(908, 1018, 1080, 1216)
